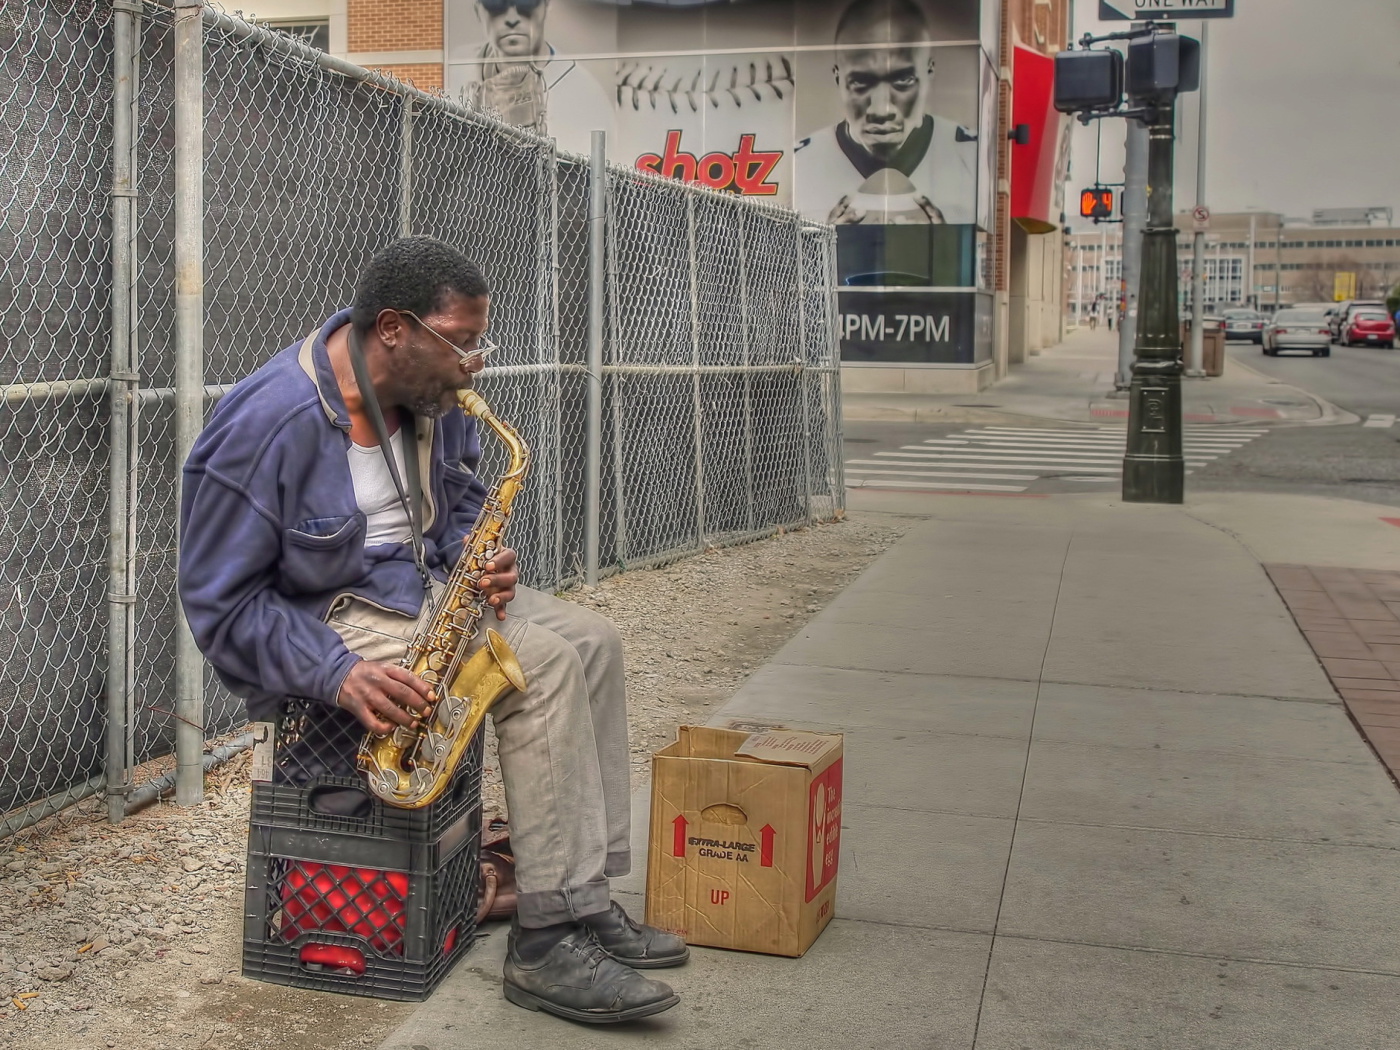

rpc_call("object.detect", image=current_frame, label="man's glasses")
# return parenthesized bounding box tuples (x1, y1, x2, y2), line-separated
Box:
(399, 310, 500, 368)
(478, 0, 544, 16)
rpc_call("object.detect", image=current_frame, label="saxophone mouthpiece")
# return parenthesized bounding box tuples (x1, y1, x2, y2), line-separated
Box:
(458, 390, 488, 417)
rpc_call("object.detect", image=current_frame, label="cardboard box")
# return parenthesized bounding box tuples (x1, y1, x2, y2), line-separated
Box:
(645, 725, 843, 957)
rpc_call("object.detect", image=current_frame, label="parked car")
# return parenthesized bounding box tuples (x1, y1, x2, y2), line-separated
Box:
(1340, 309, 1397, 348)
(1329, 300, 1387, 342)
(1263, 309, 1332, 356)
(1221, 308, 1267, 343)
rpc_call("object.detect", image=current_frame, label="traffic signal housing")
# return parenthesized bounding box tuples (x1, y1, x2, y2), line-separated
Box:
(1053, 48, 1124, 114)
(1126, 31, 1201, 102)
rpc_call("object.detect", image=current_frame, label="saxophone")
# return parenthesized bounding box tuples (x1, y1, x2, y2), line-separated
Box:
(358, 389, 531, 809)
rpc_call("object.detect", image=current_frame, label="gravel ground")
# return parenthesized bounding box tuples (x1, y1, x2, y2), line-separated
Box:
(0, 511, 908, 1050)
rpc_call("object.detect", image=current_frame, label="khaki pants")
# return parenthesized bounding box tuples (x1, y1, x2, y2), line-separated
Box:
(328, 584, 631, 927)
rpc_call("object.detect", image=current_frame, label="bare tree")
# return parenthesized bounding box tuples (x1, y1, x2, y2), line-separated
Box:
(1295, 264, 1333, 303)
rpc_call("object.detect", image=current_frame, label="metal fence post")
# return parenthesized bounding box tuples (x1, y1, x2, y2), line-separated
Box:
(547, 146, 564, 588)
(736, 210, 756, 534)
(584, 131, 606, 586)
(685, 193, 707, 550)
(605, 175, 628, 568)
(794, 217, 814, 527)
(398, 96, 413, 237)
(826, 227, 847, 508)
(105, 0, 141, 824)
(173, 0, 206, 805)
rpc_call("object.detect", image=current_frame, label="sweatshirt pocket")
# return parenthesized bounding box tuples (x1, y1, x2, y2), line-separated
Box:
(281, 514, 364, 593)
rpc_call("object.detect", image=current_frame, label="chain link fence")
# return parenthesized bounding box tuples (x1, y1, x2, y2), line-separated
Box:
(0, 0, 843, 838)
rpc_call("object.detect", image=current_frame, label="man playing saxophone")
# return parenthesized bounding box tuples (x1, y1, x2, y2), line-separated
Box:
(178, 236, 686, 1024)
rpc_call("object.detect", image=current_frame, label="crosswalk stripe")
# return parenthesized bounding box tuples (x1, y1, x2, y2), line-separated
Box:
(845, 478, 1028, 492)
(956, 432, 1251, 451)
(883, 450, 1214, 466)
(913, 441, 1223, 458)
(844, 462, 1039, 480)
(985, 425, 1260, 436)
(1363, 414, 1396, 428)
(873, 457, 1121, 473)
(961, 428, 1252, 443)
(877, 455, 1214, 472)
(1089, 425, 1270, 435)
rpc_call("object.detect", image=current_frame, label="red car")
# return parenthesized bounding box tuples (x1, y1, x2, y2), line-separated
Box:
(1342, 310, 1397, 348)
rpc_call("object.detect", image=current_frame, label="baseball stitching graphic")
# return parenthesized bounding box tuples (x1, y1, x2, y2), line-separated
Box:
(617, 57, 795, 113)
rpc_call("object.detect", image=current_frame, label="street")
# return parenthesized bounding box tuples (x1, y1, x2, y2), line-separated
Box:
(845, 336, 1400, 507)
(1231, 336, 1400, 421)
(1193, 339, 1400, 506)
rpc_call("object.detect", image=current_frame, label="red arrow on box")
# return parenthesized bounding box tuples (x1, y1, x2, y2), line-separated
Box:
(759, 824, 775, 867)
(672, 815, 688, 858)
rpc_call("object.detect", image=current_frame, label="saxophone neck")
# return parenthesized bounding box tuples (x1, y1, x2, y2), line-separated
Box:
(459, 389, 531, 480)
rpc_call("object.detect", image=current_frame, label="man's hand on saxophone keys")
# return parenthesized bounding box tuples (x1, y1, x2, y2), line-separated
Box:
(337, 660, 435, 736)
(479, 546, 519, 622)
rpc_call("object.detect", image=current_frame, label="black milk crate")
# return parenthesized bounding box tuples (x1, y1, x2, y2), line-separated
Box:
(242, 805, 482, 1001)
(252, 699, 485, 842)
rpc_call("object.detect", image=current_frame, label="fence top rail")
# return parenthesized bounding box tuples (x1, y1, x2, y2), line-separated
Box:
(151, 1, 835, 234)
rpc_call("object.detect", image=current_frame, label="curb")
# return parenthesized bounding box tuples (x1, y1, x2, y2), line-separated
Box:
(1225, 356, 1360, 427)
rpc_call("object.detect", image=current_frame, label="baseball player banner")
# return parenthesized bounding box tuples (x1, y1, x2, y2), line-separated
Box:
(446, 0, 996, 365)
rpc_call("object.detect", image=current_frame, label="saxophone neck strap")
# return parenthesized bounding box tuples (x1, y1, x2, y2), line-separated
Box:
(347, 325, 432, 596)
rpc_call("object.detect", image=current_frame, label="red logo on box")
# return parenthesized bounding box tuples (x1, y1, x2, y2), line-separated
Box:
(805, 758, 842, 902)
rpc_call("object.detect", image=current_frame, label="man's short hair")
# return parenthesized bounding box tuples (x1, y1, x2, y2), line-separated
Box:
(835, 0, 930, 46)
(351, 236, 490, 333)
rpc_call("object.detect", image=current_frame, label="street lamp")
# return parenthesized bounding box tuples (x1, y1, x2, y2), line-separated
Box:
(1055, 24, 1201, 504)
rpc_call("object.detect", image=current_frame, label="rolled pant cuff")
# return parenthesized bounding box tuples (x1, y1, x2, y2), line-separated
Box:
(516, 879, 612, 927)
(604, 850, 631, 879)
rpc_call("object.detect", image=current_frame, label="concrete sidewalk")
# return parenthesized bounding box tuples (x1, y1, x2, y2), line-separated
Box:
(379, 487, 1400, 1050)
(846, 327, 1357, 427)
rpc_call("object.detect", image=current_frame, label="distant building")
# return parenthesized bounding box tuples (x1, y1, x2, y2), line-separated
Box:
(1310, 206, 1393, 228)
(1068, 210, 1400, 320)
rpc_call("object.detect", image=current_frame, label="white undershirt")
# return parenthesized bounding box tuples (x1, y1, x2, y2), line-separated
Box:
(347, 431, 413, 547)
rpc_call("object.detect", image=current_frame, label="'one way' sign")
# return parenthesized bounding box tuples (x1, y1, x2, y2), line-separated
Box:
(1100, 0, 1235, 19)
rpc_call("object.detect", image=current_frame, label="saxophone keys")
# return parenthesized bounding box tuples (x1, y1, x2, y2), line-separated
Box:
(426, 652, 449, 672)
(367, 767, 400, 800)
(437, 695, 468, 733)
(406, 767, 437, 800)
(420, 730, 452, 764)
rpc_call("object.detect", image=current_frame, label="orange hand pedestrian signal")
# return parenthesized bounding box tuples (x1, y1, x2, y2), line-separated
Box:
(1080, 188, 1115, 220)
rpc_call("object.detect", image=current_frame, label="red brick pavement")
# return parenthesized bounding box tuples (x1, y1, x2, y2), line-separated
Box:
(1265, 564, 1400, 784)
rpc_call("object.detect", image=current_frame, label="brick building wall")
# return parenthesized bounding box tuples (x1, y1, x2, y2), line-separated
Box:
(346, 0, 442, 89)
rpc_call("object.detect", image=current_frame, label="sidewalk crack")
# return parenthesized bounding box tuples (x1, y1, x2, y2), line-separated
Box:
(970, 528, 1074, 1047)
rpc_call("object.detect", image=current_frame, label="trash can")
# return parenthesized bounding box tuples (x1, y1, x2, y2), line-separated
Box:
(1180, 319, 1226, 377)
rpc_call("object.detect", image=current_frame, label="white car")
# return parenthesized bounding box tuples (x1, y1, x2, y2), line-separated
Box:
(1262, 309, 1331, 357)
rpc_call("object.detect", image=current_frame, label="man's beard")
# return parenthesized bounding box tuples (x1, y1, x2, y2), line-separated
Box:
(408, 394, 451, 418)
(403, 382, 457, 419)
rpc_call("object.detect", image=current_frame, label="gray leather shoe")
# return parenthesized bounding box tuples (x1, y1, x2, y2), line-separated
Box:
(582, 901, 690, 969)
(503, 924, 680, 1024)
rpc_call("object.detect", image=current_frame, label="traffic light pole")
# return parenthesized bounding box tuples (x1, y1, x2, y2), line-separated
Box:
(1186, 21, 1210, 378)
(1122, 101, 1185, 503)
(1114, 114, 1148, 393)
